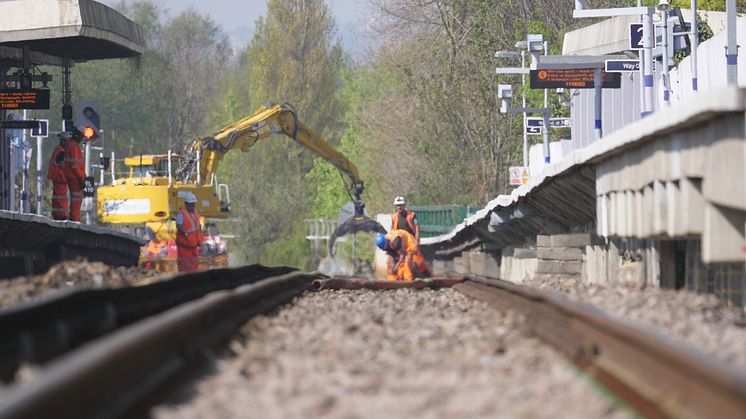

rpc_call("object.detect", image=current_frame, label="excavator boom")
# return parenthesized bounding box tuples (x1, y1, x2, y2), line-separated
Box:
(180, 103, 383, 254)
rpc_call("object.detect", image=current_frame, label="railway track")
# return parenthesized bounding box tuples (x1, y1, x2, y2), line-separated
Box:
(1, 271, 744, 418)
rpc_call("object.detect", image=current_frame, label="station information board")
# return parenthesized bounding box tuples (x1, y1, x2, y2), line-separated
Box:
(529, 69, 621, 89)
(0, 89, 51, 110)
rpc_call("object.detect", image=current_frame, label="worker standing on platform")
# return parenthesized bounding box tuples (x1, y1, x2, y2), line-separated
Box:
(47, 137, 68, 220)
(63, 132, 86, 222)
(175, 192, 203, 272)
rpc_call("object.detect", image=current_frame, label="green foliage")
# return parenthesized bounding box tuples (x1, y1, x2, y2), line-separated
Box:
(215, 0, 345, 266)
(261, 221, 314, 269)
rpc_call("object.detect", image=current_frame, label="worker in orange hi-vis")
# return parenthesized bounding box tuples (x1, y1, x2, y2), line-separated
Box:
(63, 133, 86, 222)
(375, 230, 430, 281)
(390, 195, 431, 277)
(175, 192, 203, 272)
(47, 137, 68, 220)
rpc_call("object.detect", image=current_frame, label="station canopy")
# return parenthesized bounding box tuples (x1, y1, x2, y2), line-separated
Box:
(0, 0, 144, 65)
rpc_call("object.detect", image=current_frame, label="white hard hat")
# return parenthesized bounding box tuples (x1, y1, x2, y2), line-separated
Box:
(393, 196, 406, 205)
(184, 192, 197, 203)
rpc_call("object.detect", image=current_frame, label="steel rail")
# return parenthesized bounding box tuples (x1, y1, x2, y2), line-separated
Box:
(311, 276, 464, 290)
(0, 271, 317, 419)
(456, 276, 746, 419)
(0, 264, 296, 382)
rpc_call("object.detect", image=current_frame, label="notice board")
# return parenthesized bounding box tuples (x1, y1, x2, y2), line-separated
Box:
(529, 69, 621, 89)
(0, 89, 51, 110)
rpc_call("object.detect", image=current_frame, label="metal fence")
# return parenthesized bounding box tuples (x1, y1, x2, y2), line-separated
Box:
(409, 205, 482, 238)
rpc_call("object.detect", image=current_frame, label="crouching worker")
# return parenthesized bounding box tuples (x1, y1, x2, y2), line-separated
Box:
(375, 230, 431, 281)
(175, 192, 203, 272)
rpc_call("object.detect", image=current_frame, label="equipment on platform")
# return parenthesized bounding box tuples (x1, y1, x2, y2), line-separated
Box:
(96, 103, 383, 271)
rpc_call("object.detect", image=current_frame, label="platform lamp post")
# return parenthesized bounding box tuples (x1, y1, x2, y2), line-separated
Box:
(726, 0, 738, 85)
(574, 1, 656, 117)
(518, 35, 551, 163)
(691, 0, 699, 91)
(657, 0, 672, 106)
(494, 50, 527, 167)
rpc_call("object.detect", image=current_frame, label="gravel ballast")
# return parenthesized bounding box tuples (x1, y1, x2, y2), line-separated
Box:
(153, 288, 628, 419)
(0, 258, 162, 307)
(525, 276, 746, 372)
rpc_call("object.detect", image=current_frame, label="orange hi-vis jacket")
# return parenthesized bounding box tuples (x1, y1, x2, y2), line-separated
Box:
(385, 230, 417, 255)
(63, 140, 86, 179)
(47, 144, 67, 183)
(176, 207, 203, 248)
(391, 210, 417, 235)
(384, 230, 417, 282)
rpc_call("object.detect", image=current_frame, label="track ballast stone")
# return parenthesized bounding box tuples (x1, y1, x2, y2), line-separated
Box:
(153, 288, 628, 419)
(0, 257, 162, 307)
(525, 276, 746, 373)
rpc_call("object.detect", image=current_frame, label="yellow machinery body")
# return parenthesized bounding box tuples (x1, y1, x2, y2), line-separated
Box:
(97, 155, 229, 271)
(96, 103, 383, 273)
(97, 155, 228, 224)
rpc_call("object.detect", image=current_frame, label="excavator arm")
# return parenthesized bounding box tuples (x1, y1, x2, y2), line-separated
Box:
(178, 103, 384, 255)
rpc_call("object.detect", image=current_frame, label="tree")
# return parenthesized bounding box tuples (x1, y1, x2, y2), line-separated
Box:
(69, 1, 232, 156)
(217, 0, 345, 267)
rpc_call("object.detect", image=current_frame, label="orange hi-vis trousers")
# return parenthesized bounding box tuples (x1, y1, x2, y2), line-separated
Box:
(51, 182, 69, 220)
(177, 245, 200, 272)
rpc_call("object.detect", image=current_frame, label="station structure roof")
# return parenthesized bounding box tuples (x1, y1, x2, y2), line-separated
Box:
(0, 0, 144, 66)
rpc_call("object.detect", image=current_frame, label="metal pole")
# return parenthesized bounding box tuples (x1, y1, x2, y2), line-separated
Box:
(168, 149, 172, 186)
(62, 59, 73, 131)
(726, 0, 738, 85)
(21, 109, 28, 213)
(594, 69, 603, 139)
(84, 140, 91, 225)
(542, 41, 550, 164)
(637, 0, 647, 116)
(542, 110, 550, 163)
(110, 151, 116, 184)
(661, 13, 671, 106)
(691, 0, 699, 91)
(36, 136, 42, 215)
(85, 140, 91, 176)
(196, 147, 201, 185)
(521, 51, 528, 168)
(643, 12, 655, 115)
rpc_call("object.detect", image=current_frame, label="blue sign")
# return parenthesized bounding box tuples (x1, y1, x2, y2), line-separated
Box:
(31, 119, 48, 137)
(605, 60, 640, 72)
(526, 117, 570, 135)
(629, 23, 644, 50)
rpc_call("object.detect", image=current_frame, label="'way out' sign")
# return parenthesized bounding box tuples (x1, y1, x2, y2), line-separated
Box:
(605, 60, 640, 73)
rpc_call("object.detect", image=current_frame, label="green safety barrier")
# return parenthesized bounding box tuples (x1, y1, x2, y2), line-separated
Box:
(409, 205, 482, 237)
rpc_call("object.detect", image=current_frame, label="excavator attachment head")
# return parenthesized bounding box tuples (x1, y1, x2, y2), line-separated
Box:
(327, 202, 386, 256)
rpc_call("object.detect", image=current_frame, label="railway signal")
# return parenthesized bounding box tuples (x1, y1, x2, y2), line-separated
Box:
(75, 101, 101, 141)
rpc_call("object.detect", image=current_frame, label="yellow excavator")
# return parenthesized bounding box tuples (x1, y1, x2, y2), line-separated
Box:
(97, 103, 384, 271)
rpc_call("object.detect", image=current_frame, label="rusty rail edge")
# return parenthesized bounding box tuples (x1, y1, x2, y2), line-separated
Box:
(456, 276, 746, 419)
(311, 276, 464, 290)
(0, 264, 298, 382)
(0, 271, 317, 419)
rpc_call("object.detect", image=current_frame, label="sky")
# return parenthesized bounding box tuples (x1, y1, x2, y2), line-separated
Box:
(102, 0, 372, 54)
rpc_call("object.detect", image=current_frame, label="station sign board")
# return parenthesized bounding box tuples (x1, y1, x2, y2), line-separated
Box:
(0, 89, 51, 110)
(0, 120, 41, 130)
(509, 166, 529, 186)
(31, 119, 49, 137)
(529, 69, 621, 89)
(526, 117, 571, 135)
(605, 60, 640, 72)
(629, 23, 644, 50)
